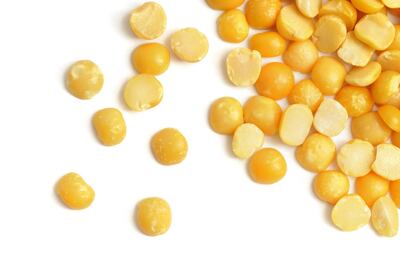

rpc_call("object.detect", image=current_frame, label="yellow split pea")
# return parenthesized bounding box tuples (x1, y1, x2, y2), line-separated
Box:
(170, 28, 209, 63)
(129, 2, 166, 40)
(131, 43, 170, 75)
(232, 123, 264, 159)
(276, 4, 314, 41)
(378, 50, 400, 73)
(218, 9, 249, 43)
(313, 99, 348, 137)
(249, 32, 287, 58)
(371, 196, 399, 237)
(313, 170, 349, 204)
(226, 48, 262, 87)
(372, 144, 400, 181)
(209, 97, 243, 135)
(344, 62, 382, 87)
(206, 0, 245, 10)
(311, 57, 346, 95)
(356, 172, 389, 207)
(92, 108, 126, 146)
(337, 31, 374, 67)
(296, 0, 321, 18)
(56, 173, 95, 210)
(378, 105, 400, 132)
(279, 104, 313, 146)
(371, 71, 400, 105)
(282, 40, 319, 73)
(249, 148, 287, 184)
(66, 60, 104, 100)
(313, 15, 347, 53)
(337, 139, 375, 177)
(319, 0, 357, 30)
(335, 86, 373, 117)
(136, 197, 171, 236)
(151, 128, 188, 166)
(287, 79, 323, 112)
(245, 0, 281, 29)
(351, 112, 392, 145)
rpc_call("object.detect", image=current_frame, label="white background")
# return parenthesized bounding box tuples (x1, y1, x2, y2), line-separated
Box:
(0, 0, 399, 264)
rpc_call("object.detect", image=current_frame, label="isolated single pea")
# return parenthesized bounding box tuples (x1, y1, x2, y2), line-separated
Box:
(92, 108, 126, 146)
(313, 15, 347, 53)
(209, 97, 244, 135)
(170, 28, 209, 63)
(132, 43, 170, 75)
(136, 197, 171, 236)
(226, 48, 262, 87)
(313, 170, 349, 204)
(232, 123, 264, 159)
(249, 148, 287, 184)
(129, 2, 166, 40)
(151, 128, 188, 165)
(56, 173, 95, 210)
(313, 99, 348, 137)
(217, 9, 249, 43)
(356, 172, 389, 207)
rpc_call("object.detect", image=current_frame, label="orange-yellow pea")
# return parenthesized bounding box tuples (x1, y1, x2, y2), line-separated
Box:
(151, 128, 188, 165)
(351, 0, 384, 14)
(170, 28, 209, 63)
(249, 32, 287, 58)
(378, 105, 400, 132)
(356, 172, 389, 207)
(255, 62, 294, 100)
(136, 197, 171, 236)
(288, 79, 323, 112)
(345, 61, 382, 87)
(390, 180, 400, 207)
(56, 173, 95, 210)
(279, 104, 313, 146)
(312, 15, 347, 53)
(392, 132, 400, 147)
(377, 50, 400, 73)
(296, 0, 322, 18)
(92, 108, 126, 146)
(245, 0, 281, 29)
(337, 31, 375, 67)
(351, 112, 392, 145)
(319, 0, 358, 30)
(131, 43, 170, 75)
(371, 71, 400, 105)
(209, 97, 243, 135)
(249, 148, 287, 184)
(66, 60, 104, 100)
(311, 56, 346, 95)
(206, 0, 245, 10)
(335, 86, 373, 117)
(218, 9, 249, 43)
(313, 170, 350, 204)
(282, 40, 319, 73)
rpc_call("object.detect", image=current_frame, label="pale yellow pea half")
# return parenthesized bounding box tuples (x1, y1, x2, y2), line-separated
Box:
(226, 48, 262, 87)
(337, 31, 374, 67)
(170, 28, 209, 62)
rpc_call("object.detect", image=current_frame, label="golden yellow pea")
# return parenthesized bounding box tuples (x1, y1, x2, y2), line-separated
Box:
(279, 104, 314, 146)
(276, 4, 314, 41)
(136, 197, 171, 236)
(92, 108, 126, 146)
(232, 123, 264, 159)
(296, 0, 321, 18)
(243, 95, 282, 136)
(151, 128, 188, 165)
(313, 171, 349, 204)
(392, 131, 400, 147)
(356, 172, 389, 207)
(245, 0, 281, 29)
(206, 0, 245, 10)
(131, 43, 170, 75)
(226, 48, 262, 86)
(66, 60, 104, 99)
(390, 180, 400, 207)
(56, 173, 95, 210)
(371, 196, 399, 237)
(378, 105, 400, 132)
(319, 0, 358, 30)
(249, 148, 287, 184)
(351, 0, 384, 14)
(371, 71, 400, 105)
(387, 25, 400, 50)
(255, 62, 294, 100)
(313, 98, 349, 137)
(351, 112, 392, 145)
(335, 86, 373, 117)
(313, 15, 347, 53)
(377, 49, 400, 73)
(218, 9, 249, 43)
(372, 143, 400, 181)
(249, 32, 287, 58)
(209, 97, 244, 135)
(311, 56, 346, 95)
(123, 74, 163, 111)
(282, 40, 319, 73)
(287, 79, 323, 112)
(129, 2, 167, 40)
(337, 31, 374, 67)
(296, 133, 336, 172)
(337, 139, 375, 177)
(345, 61, 382, 87)
(170, 28, 209, 63)
(354, 13, 395, 50)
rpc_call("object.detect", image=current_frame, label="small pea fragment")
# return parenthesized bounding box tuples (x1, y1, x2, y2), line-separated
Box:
(296, 133, 336, 172)
(390, 180, 400, 208)
(345, 61, 382, 87)
(287, 79, 323, 112)
(282, 40, 319, 73)
(351, 112, 391, 145)
(92, 108, 126, 146)
(132, 43, 170, 75)
(313, 99, 348, 137)
(123, 74, 163, 111)
(296, 0, 321, 18)
(372, 144, 400, 181)
(245, 0, 281, 29)
(218, 9, 249, 43)
(66, 60, 104, 99)
(313, 15, 347, 53)
(151, 128, 188, 165)
(351, 0, 384, 14)
(206, 0, 245, 10)
(354, 13, 395, 50)
(249, 32, 287, 58)
(136, 197, 171, 236)
(331, 194, 371, 231)
(209, 97, 243, 135)
(356, 172, 389, 207)
(337, 31, 374, 67)
(378, 105, 400, 132)
(170, 28, 209, 63)
(371, 196, 399, 237)
(243, 95, 282, 136)
(387, 25, 400, 50)
(313, 170, 350, 204)
(337, 139, 375, 177)
(335, 86, 373, 117)
(226, 48, 262, 87)
(377, 49, 400, 73)
(56, 173, 95, 210)
(279, 104, 313, 146)
(311, 56, 346, 95)
(232, 123, 264, 159)
(129, 2, 167, 40)
(276, 4, 314, 41)
(319, 0, 358, 30)
(371, 71, 400, 105)
(249, 148, 287, 184)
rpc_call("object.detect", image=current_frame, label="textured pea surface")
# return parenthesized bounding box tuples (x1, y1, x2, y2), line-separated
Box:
(56, 173, 95, 210)
(337, 139, 375, 177)
(218, 9, 249, 43)
(232, 123, 264, 159)
(226, 48, 262, 86)
(136, 197, 171, 236)
(151, 128, 188, 165)
(311, 57, 346, 95)
(372, 144, 400, 181)
(276, 4, 314, 41)
(132, 43, 170, 75)
(245, 0, 281, 29)
(209, 97, 243, 135)
(129, 2, 167, 40)
(282, 40, 319, 73)
(319, 0, 357, 30)
(92, 108, 126, 146)
(313, 171, 349, 204)
(371, 196, 398, 237)
(337, 31, 374, 67)
(170, 28, 209, 62)
(335, 86, 373, 117)
(287, 79, 323, 112)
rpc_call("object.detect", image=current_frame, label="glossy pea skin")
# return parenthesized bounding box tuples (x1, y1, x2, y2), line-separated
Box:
(92, 108, 126, 146)
(131, 43, 170, 75)
(56, 173, 95, 210)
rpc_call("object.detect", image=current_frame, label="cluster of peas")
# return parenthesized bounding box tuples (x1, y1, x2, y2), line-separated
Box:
(207, 0, 400, 236)
(57, 2, 210, 236)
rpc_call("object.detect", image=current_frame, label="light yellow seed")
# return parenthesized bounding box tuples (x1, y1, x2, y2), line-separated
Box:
(319, 0, 358, 30)
(226, 48, 262, 87)
(354, 13, 395, 50)
(311, 56, 346, 95)
(313, 15, 347, 53)
(371, 196, 399, 237)
(351, 112, 392, 145)
(56, 173, 95, 210)
(232, 123, 264, 159)
(279, 104, 313, 146)
(377, 49, 400, 73)
(351, 0, 384, 13)
(296, 0, 321, 18)
(337, 31, 374, 67)
(387, 25, 400, 50)
(313, 99, 348, 137)
(276, 4, 314, 41)
(123, 74, 163, 111)
(129, 2, 166, 40)
(382, 0, 400, 8)
(337, 139, 375, 177)
(371, 71, 400, 105)
(331, 194, 371, 231)
(372, 144, 400, 181)
(170, 28, 209, 62)
(345, 61, 382, 86)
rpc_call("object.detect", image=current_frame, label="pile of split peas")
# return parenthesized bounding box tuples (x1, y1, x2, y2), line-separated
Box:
(56, 0, 400, 237)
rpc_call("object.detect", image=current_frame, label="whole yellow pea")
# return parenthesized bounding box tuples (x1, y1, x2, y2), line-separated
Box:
(131, 43, 170, 75)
